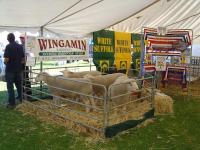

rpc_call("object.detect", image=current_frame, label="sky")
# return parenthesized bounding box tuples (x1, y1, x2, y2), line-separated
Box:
(0, 31, 39, 51)
(0, 31, 21, 50)
(192, 45, 200, 56)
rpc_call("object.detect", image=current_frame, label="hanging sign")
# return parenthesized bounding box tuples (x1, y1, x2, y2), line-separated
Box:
(156, 56, 167, 71)
(131, 33, 142, 52)
(114, 32, 131, 72)
(131, 34, 142, 70)
(93, 30, 115, 71)
(26, 36, 89, 61)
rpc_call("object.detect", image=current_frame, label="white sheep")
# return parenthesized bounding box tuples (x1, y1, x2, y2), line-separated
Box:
(84, 73, 126, 97)
(61, 70, 102, 78)
(35, 72, 95, 112)
(108, 76, 139, 112)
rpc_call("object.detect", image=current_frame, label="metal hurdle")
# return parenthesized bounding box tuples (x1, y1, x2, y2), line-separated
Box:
(187, 56, 200, 99)
(21, 67, 155, 138)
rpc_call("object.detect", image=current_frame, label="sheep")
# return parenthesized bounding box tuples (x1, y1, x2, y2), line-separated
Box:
(61, 70, 102, 78)
(108, 76, 139, 113)
(84, 73, 126, 97)
(35, 72, 95, 112)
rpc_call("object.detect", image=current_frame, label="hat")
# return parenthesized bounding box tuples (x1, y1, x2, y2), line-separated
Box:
(19, 34, 25, 38)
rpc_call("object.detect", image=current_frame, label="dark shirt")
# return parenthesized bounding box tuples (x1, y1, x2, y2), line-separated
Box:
(4, 42, 25, 73)
(21, 44, 26, 70)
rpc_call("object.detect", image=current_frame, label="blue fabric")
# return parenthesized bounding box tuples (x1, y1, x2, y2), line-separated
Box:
(4, 42, 24, 73)
(5, 72, 22, 105)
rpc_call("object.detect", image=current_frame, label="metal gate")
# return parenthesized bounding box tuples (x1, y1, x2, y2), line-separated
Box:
(21, 67, 155, 137)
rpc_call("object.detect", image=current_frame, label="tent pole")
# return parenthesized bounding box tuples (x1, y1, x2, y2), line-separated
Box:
(42, 0, 82, 27)
(39, 27, 44, 97)
(193, 35, 200, 40)
(105, 0, 160, 29)
(40, 27, 43, 73)
(47, 0, 103, 26)
(0, 25, 39, 29)
(166, 12, 200, 27)
(140, 27, 145, 78)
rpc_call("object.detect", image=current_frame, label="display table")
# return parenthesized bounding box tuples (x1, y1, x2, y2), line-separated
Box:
(144, 65, 156, 77)
(163, 66, 187, 88)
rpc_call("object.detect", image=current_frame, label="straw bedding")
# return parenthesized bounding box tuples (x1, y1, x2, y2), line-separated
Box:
(16, 96, 152, 137)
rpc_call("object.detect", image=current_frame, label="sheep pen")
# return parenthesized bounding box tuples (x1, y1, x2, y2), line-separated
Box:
(19, 70, 155, 137)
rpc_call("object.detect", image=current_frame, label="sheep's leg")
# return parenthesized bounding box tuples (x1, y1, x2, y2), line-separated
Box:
(75, 97, 79, 102)
(53, 96, 60, 106)
(93, 93, 103, 108)
(90, 97, 96, 112)
(122, 95, 126, 113)
(80, 95, 90, 113)
(85, 97, 91, 113)
(122, 96, 128, 121)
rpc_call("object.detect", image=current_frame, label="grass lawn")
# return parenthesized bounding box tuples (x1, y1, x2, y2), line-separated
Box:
(0, 92, 200, 149)
(0, 81, 7, 105)
(0, 73, 200, 149)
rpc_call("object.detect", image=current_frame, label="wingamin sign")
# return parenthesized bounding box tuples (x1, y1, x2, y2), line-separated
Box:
(26, 36, 89, 61)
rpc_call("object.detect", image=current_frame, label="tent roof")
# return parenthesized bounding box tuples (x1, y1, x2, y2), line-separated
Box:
(107, 0, 200, 44)
(0, 0, 157, 37)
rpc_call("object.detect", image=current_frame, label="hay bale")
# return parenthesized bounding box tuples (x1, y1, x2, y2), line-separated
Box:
(154, 92, 173, 115)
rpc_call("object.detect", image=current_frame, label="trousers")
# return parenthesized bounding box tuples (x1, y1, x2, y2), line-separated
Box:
(5, 72, 22, 105)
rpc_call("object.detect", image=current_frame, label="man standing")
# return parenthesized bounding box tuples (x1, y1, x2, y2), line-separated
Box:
(4, 33, 25, 108)
(19, 34, 32, 98)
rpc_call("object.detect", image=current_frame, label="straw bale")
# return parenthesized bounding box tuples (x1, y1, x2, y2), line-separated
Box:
(154, 91, 173, 115)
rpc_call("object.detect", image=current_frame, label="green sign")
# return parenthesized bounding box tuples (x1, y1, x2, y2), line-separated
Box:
(93, 30, 115, 71)
(131, 34, 142, 70)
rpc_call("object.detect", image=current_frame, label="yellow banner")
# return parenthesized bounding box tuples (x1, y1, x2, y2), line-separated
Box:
(114, 32, 131, 72)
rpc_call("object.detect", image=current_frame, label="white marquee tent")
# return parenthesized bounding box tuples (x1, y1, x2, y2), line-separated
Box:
(0, 0, 200, 45)
(108, 0, 200, 45)
(0, 0, 157, 37)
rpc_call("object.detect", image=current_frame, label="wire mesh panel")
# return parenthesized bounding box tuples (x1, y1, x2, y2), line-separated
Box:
(21, 69, 109, 136)
(105, 74, 155, 137)
(188, 57, 200, 99)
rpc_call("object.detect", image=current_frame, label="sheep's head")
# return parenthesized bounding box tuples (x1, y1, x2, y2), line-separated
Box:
(35, 72, 49, 82)
(60, 70, 73, 77)
(128, 79, 139, 91)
